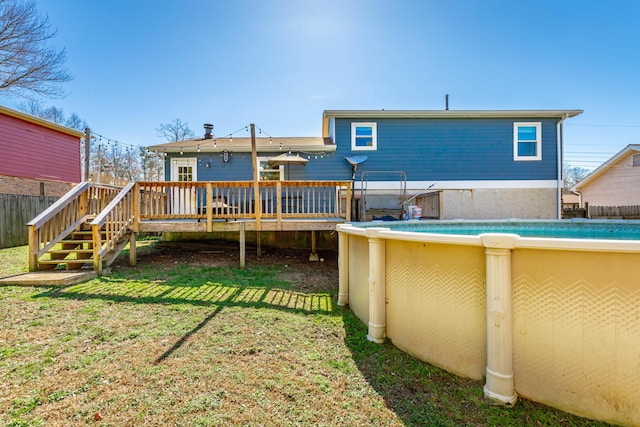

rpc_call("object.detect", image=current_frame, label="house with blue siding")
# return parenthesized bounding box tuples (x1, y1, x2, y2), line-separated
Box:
(148, 109, 582, 220)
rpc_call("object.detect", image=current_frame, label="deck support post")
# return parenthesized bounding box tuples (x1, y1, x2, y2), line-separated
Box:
(480, 233, 518, 406)
(206, 182, 213, 232)
(256, 231, 262, 257)
(28, 225, 38, 272)
(92, 223, 103, 276)
(129, 232, 137, 267)
(367, 227, 387, 343)
(309, 230, 319, 261)
(337, 230, 349, 306)
(239, 222, 246, 269)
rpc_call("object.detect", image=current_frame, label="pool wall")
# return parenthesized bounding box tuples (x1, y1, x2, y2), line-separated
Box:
(337, 224, 640, 426)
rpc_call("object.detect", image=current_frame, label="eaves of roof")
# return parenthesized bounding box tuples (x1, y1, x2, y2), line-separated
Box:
(573, 144, 640, 191)
(323, 109, 583, 119)
(147, 137, 335, 154)
(0, 104, 85, 138)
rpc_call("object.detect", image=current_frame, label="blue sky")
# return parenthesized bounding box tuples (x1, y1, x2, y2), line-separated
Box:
(2, 0, 639, 170)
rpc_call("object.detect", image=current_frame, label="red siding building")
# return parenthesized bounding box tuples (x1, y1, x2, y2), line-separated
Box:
(0, 105, 84, 197)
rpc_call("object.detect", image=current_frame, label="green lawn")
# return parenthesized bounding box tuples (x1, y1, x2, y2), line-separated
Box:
(0, 244, 613, 426)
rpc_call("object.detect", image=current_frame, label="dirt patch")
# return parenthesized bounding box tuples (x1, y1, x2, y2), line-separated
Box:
(116, 240, 339, 294)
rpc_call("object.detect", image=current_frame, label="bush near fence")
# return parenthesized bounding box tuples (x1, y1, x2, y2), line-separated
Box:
(0, 193, 58, 249)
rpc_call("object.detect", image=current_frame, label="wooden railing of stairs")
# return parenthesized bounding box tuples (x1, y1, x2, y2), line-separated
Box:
(27, 182, 131, 274)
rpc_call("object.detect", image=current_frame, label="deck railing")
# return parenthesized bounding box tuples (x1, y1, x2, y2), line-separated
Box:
(136, 180, 351, 230)
(27, 182, 121, 271)
(90, 182, 136, 274)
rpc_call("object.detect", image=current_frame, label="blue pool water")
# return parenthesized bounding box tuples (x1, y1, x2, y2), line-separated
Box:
(361, 219, 640, 240)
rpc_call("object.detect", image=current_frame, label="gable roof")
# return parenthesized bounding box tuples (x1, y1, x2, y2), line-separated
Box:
(323, 109, 583, 119)
(573, 144, 640, 191)
(147, 136, 335, 154)
(0, 104, 85, 138)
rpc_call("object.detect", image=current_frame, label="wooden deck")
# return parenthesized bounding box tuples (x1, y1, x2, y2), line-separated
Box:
(27, 180, 352, 274)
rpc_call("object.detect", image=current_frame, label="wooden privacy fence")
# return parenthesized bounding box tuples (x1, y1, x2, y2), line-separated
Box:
(0, 194, 58, 249)
(589, 205, 640, 219)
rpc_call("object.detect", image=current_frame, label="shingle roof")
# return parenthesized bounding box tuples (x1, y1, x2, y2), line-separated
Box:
(323, 109, 583, 119)
(147, 136, 335, 154)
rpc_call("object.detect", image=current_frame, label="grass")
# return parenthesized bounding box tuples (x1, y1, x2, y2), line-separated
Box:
(0, 243, 614, 426)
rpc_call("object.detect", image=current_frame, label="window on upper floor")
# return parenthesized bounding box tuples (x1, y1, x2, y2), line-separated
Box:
(632, 153, 640, 167)
(513, 122, 542, 161)
(351, 122, 377, 151)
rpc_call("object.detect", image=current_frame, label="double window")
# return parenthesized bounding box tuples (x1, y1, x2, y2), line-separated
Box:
(513, 122, 542, 161)
(351, 122, 377, 151)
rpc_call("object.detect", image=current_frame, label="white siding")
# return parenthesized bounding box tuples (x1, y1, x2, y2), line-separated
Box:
(580, 153, 640, 206)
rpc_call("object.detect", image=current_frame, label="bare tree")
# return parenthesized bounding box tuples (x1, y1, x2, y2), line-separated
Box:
(0, 0, 72, 98)
(16, 99, 87, 130)
(139, 147, 164, 181)
(65, 112, 87, 131)
(156, 118, 195, 142)
(563, 164, 591, 192)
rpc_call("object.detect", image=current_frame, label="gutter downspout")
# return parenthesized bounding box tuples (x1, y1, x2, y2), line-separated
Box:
(556, 113, 569, 219)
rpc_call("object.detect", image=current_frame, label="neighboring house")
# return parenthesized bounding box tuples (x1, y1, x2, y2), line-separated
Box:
(0, 105, 85, 197)
(149, 109, 582, 220)
(561, 193, 580, 210)
(572, 144, 640, 207)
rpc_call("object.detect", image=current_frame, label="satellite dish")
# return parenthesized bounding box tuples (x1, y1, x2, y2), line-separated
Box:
(344, 155, 368, 166)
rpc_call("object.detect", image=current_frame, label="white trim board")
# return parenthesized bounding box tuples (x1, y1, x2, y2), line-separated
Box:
(355, 180, 558, 191)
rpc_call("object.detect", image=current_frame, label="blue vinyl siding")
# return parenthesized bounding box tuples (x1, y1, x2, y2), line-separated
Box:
(333, 117, 559, 181)
(165, 151, 349, 182)
(164, 116, 561, 183)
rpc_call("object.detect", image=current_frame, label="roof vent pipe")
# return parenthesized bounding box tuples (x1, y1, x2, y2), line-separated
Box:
(445, 94, 449, 110)
(204, 123, 214, 139)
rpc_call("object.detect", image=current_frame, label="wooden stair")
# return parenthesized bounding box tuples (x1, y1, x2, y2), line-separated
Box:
(36, 220, 126, 271)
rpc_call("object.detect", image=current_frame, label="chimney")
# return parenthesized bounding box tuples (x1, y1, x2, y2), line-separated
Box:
(204, 123, 214, 139)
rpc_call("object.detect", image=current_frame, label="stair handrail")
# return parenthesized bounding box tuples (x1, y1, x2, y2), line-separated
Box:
(27, 182, 89, 230)
(27, 182, 89, 271)
(90, 182, 136, 274)
(27, 182, 124, 271)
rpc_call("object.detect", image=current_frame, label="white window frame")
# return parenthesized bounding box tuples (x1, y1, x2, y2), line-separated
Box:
(170, 157, 197, 182)
(513, 122, 542, 161)
(257, 156, 284, 181)
(351, 122, 377, 151)
(632, 153, 640, 167)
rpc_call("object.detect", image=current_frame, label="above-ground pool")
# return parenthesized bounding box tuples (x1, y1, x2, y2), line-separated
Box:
(359, 218, 640, 240)
(336, 219, 640, 426)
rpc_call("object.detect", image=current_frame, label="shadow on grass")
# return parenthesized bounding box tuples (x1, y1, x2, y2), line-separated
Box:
(33, 263, 335, 365)
(338, 307, 612, 427)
